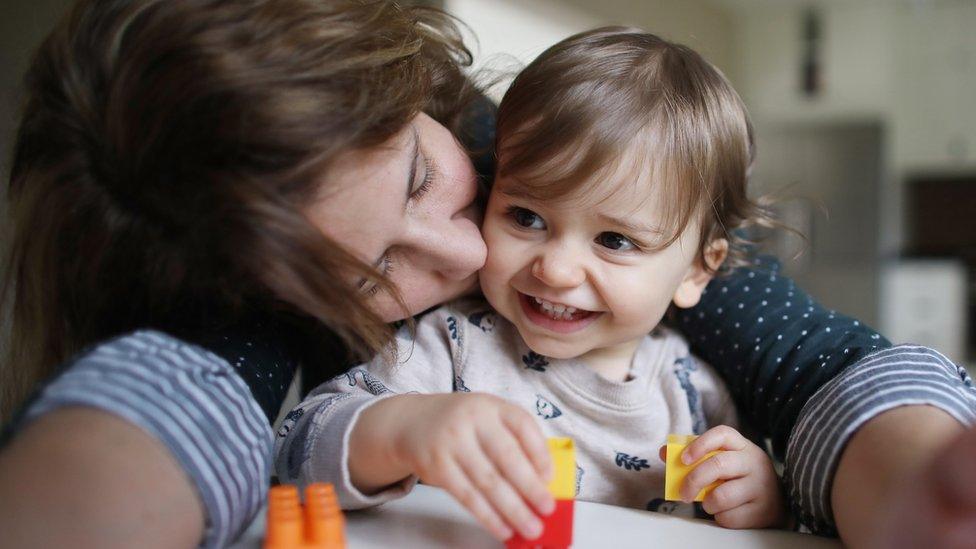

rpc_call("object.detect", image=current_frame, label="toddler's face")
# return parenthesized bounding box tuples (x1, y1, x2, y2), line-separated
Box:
(479, 168, 713, 363)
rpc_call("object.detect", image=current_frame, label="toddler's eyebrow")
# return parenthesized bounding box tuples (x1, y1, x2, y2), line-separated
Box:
(597, 213, 662, 237)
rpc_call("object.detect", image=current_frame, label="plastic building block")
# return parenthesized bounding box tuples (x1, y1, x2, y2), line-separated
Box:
(506, 498, 574, 549)
(664, 434, 722, 502)
(547, 437, 576, 500)
(506, 437, 575, 549)
(264, 483, 345, 549)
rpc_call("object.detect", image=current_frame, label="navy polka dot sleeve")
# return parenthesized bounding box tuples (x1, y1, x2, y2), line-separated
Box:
(677, 255, 888, 458)
(678, 255, 976, 534)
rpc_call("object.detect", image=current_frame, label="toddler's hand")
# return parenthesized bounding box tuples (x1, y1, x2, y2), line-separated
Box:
(393, 393, 555, 542)
(663, 425, 785, 529)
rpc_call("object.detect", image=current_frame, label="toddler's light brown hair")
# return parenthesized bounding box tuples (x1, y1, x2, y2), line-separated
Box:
(496, 26, 774, 271)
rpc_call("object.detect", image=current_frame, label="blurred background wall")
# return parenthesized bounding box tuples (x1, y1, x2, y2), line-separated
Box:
(1, 0, 973, 371)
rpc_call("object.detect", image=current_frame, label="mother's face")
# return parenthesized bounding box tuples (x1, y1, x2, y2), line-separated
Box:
(306, 113, 487, 321)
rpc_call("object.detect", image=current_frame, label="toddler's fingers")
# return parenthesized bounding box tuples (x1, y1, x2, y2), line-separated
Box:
(439, 459, 512, 541)
(478, 425, 554, 516)
(681, 425, 746, 465)
(701, 477, 757, 515)
(713, 500, 764, 530)
(680, 450, 750, 502)
(501, 407, 551, 480)
(458, 439, 544, 542)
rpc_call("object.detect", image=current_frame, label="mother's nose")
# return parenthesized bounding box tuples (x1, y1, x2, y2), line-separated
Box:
(408, 216, 487, 280)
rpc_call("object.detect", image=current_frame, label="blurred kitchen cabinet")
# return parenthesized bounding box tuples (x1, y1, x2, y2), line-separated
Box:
(881, 260, 968, 364)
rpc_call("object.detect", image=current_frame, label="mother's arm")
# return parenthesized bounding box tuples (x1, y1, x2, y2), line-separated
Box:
(676, 257, 976, 536)
(0, 331, 272, 548)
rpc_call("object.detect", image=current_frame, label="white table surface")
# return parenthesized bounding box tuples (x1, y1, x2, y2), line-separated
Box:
(230, 484, 841, 549)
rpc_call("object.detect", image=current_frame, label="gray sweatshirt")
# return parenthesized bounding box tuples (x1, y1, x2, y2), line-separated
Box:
(274, 298, 738, 513)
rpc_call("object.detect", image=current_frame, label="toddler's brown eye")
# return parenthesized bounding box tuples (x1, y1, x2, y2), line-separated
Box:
(597, 232, 635, 251)
(510, 207, 546, 230)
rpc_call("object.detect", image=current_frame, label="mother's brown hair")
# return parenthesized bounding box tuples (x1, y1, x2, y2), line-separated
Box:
(1, 0, 475, 419)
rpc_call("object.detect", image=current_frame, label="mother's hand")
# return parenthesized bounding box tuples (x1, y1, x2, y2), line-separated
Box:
(872, 426, 976, 549)
(831, 405, 967, 548)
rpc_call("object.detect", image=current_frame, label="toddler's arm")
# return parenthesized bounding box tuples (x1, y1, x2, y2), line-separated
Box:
(273, 305, 554, 542)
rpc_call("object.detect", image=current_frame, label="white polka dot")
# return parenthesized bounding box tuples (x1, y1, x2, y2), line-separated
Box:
(744, 286, 750, 292)
(758, 316, 764, 322)
(826, 327, 831, 333)
(782, 315, 788, 320)
(738, 303, 744, 309)
(717, 307, 723, 314)
(777, 334, 782, 340)
(765, 287, 771, 293)
(776, 357, 782, 363)
(801, 330, 807, 336)
(762, 300, 768, 306)
(785, 301, 791, 307)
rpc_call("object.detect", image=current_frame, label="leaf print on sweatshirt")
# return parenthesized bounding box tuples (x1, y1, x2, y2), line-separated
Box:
(647, 498, 680, 514)
(340, 368, 392, 395)
(454, 375, 471, 393)
(467, 311, 496, 333)
(673, 356, 707, 435)
(447, 316, 459, 341)
(535, 394, 562, 419)
(522, 351, 549, 372)
(614, 452, 650, 472)
(276, 407, 304, 438)
(575, 464, 584, 497)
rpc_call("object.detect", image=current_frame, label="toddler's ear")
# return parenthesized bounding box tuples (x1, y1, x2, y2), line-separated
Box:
(672, 239, 729, 309)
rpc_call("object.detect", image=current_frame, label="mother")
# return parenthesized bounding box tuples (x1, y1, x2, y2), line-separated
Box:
(0, 1, 972, 547)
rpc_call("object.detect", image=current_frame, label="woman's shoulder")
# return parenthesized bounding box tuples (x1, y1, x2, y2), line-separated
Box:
(80, 329, 231, 370)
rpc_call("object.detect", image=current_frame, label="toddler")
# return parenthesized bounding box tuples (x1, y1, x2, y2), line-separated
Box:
(275, 27, 784, 542)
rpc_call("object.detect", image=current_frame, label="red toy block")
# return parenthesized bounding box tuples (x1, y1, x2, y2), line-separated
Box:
(505, 498, 574, 549)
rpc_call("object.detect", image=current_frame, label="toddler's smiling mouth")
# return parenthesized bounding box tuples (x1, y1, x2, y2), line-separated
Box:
(517, 292, 602, 333)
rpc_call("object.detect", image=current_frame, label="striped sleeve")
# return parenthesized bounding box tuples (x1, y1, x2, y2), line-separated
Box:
(785, 345, 976, 534)
(20, 330, 273, 548)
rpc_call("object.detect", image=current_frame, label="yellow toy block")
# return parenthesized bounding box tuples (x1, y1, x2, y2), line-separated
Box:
(547, 437, 576, 500)
(664, 434, 722, 502)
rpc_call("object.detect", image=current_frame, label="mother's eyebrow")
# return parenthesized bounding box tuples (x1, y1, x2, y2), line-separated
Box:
(403, 125, 420, 212)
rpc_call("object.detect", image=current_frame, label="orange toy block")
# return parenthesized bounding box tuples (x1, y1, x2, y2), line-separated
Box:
(505, 438, 575, 549)
(265, 483, 345, 549)
(664, 434, 722, 502)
